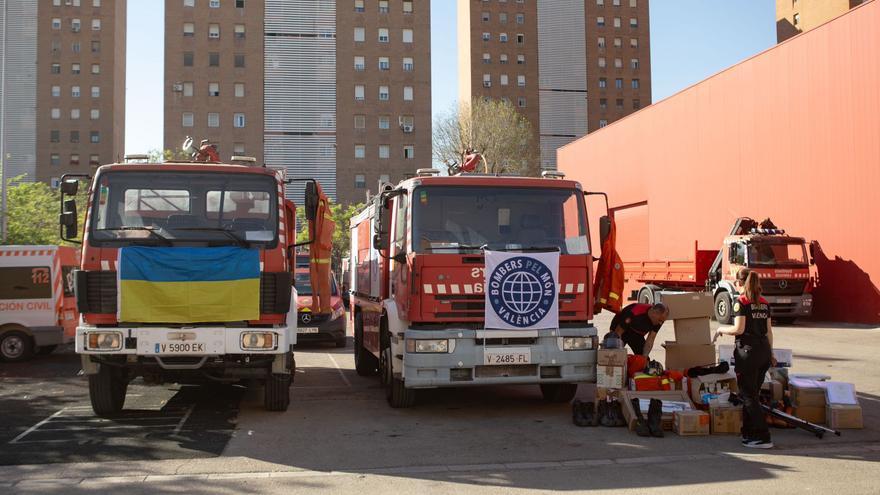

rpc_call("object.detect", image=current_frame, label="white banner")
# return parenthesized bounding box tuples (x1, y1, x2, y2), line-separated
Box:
(484, 250, 560, 330)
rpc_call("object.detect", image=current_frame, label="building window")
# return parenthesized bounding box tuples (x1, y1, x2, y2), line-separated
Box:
(379, 86, 389, 101)
(183, 81, 194, 96)
(597, 16, 605, 27)
(378, 28, 389, 42)
(71, 109, 80, 120)
(518, 97, 526, 107)
(354, 56, 365, 71)
(210, 0, 220, 6)
(615, 78, 623, 89)
(92, 19, 101, 30)
(630, 17, 638, 28)
(516, 33, 525, 44)
(236, 0, 245, 7)
(379, 145, 390, 159)
(70, 131, 79, 143)
(355, 85, 365, 100)
(72, 63, 81, 74)
(234, 82, 244, 97)
(400, 115, 414, 130)
(630, 58, 639, 69)
(483, 74, 491, 87)
(613, 0, 620, 5)
(233, 143, 245, 154)
(517, 54, 525, 65)
(50, 130, 60, 143)
(235, 24, 245, 38)
(91, 41, 101, 53)
(91, 86, 100, 97)
(51, 154, 60, 166)
(402, 29, 413, 43)
(482, 12, 490, 22)
(354, 0, 364, 12)
(354, 115, 366, 129)
(51, 40, 60, 53)
(633, 98, 641, 110)
(630, 38, 638, 48)
(90, 155, 100, 166)
(482, 32, 490, 41)
(90, 131, 100, 144)
(51, 64, 61, 75)
(90, 109, 100, 120)
(183, 22, 194, 36)
(499, 54, 508, 64)
(630, 0, 637, 6)
(233, 113, 245, 128)
(184, 0, 194, 6)
(209, 82, 220, 96)
(379, 0, 389, 13)
(598, 36, 605, 48)
(631, 78, 640, 89)
(52, 18, 61, 29)
(597, 0, 604, 5)
(403, 145, 414, 159)
(614, 58, 622, 68)
(599, 98, 607, 109)
(92, 64, 100, 74)
(209, 52, 220, 66)
(378, 116, 390, 129)
(516, 13, 524, 24)
(499, 12, 507, 24)
(517, 75, 526, 87)
(72, 86, 81, 98)
(184, 51, 194, 66)
(614, 17, 621, 28)
(51, 86, 61, 97)
(354, 146, 365, 159)
(234, 54, 245, 67)
(616, 98, 624, 110)
(499, 32, 508, 42)
(614, 37, 623, 48)
(403, 57, 413, 71)
(208, 112, 220, 128)
(355, 174, 366, 187)
(72, 42, 81, 53)
(354, 27, 365, 42)
(71, 19, 81, 32)
(598, 77, 607, 88)
(403, 1, 413, 13)
(209, 24, 220, 39)
(599, 119, 608, 128)
(482, 53, 491, 64)
(598, 57, 606, 68)
(403, 86, 413, 100)
(379, 57, 390, 70)
(70, 154, 80, 166)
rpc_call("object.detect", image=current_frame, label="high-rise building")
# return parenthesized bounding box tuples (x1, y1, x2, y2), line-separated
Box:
(458, 0, 651, 170)
(776, 0, 867, 42)
(165, 0, 432, 205)
(0, 0, 126, 186)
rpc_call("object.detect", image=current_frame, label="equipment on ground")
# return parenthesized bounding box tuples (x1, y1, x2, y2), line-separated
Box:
(729, 393, 841, 438)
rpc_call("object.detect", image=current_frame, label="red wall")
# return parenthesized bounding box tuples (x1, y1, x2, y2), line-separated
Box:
(560, 1, 880, 324)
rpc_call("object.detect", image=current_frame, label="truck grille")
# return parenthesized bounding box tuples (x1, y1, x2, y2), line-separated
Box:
(260, 272, 292, 314)
(760, 279, 806, 296)
(475, 364, 538, 378)
(75, 270, 118, 314)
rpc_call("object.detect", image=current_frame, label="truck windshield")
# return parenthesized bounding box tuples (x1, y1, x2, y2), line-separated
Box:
(89, 171, 278, 246)
(294, 272, 339, 296)
(411, 186, 589, 254)
(748, 241, 808, 266)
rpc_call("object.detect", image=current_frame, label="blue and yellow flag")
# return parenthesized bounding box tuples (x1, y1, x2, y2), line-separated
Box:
(118, 247, 260, 323)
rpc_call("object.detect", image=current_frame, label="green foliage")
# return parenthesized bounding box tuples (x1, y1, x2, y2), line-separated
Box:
(2, 175, 88, 246)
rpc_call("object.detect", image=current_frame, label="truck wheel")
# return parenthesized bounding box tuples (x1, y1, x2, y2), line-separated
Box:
(334, 336, 348, 348)
(381, 337, 416, 408)
(540, 383, 578, 403)
(714, 292, 734, 325)
(354, 313, 379, 376)
(264, 373, 291, 411)
(0, 329, 34, 362)
(638, 287, 655, 305)
(36, 345, 58, 356)
(89, 364, 127, 417)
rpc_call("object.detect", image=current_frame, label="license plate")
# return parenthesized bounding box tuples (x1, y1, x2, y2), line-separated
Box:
(153, 342, 206, 354)
(776, 298, 792, 304)
(298, 327, 320, 334)
(484, 347, 531, 365)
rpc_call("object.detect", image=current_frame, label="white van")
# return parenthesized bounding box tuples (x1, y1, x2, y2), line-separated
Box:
(0, 245, 79, 362)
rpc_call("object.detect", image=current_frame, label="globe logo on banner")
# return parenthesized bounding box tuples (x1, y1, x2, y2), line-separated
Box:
(485, 251, 559, 330)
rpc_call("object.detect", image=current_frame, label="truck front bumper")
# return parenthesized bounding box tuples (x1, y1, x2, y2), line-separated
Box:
(75, 324, 294, 356)
(765, 294, 813, 318)
(401, 326, 598, 388)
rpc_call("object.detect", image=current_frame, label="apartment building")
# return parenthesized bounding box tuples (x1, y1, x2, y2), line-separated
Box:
(776, 0, 867, 42)
(458, 0, 651, 170)
(166, 0, 431, 205)
(0, 0, 125, 186)
(164, 0, 264, 165)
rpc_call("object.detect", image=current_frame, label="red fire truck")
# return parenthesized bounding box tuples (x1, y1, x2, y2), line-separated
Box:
(58, 151, 332, 415)
(349, 169, 616, 407)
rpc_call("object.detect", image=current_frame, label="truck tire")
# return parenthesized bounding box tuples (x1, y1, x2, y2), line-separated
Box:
(264, 373, 291, 411)
(540, 383, 578, 403)
(380, 324, 416, 408)
(714, 292, 734, 325)
(0, 329, 34, 362)
(89, 364, 127, 417)
(36, 345, 58, 356)
(354, 313, 379, 376)
(638, 285, 660, 305)
(334, 336, 347, 348)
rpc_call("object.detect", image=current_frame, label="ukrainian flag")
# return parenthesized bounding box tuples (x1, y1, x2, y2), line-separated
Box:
(118, 246, 260, 323)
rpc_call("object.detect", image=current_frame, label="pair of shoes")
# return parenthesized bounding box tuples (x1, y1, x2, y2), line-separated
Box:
(742, 438, 774, 449)
(631, 398, 651, 437)
(598, 400, 613, 426)
(572, 399, 596, 427)
(647, 398, 664, 437)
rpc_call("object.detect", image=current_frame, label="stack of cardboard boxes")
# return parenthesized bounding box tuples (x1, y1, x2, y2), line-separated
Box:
(791, 379, 864, 429)
(661, 293, 716, 370)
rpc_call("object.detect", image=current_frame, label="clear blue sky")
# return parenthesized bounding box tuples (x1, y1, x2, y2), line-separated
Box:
(125, 0, 776, 155)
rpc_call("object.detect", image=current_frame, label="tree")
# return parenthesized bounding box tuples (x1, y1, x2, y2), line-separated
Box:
(147, 148, 190, 163)
(2, 175, 87, 246)
(293, 201, 363, 276)
(433, 99, 539, 176)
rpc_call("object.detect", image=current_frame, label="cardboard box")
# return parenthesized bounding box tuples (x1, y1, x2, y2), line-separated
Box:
(718, 346, 794, 368)
(597, 348, 628, 367)
(673, 317, 712, 344)
(688, 371, 739, 406)
(674, 410, 711, 436)
(596, 387, 623, 403)
(790, 383, 827, 408)
(710, 405, 743, 434)
(660, 292, 714, 319)
(793, 405, 826, 424)
(769, 368, 789, 389)
(621, 390, 695, 431)
(597, 365, 626, 389)
(761, 380, 784, 402)
(826, 404, 863, 429)
(663, 342, 716, 371)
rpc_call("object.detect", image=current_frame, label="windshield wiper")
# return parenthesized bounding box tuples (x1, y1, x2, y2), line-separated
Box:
(98, 227, 172, 245)
(490, 246, 561, 253)
(425, 244, 485, 252)
(170, 227, 248, 248)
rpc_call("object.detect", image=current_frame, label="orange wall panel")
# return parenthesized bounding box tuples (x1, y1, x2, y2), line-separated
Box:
(560, 1, 880, 323)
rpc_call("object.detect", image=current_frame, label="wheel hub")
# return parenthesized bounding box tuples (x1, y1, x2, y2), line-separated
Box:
(2, 336, 24, 359)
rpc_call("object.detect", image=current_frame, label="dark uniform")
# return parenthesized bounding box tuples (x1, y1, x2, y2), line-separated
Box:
(609, 303, 663, 355)
(733, 295, 772, 443)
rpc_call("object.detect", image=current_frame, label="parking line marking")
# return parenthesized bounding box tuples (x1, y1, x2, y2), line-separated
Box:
(327, 354, 352, 388)
(173, 404, 196, 435)
(9, 408, 67, 444)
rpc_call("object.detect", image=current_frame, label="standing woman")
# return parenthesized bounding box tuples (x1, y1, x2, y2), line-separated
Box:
(713, 269, 776, 449)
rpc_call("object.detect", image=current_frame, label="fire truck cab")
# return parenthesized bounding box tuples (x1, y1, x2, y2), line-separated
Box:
(350, 172, 602, 407)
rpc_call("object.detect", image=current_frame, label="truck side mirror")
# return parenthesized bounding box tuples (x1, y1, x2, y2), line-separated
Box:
(304, 182, 318, 222)
(60, 179, 79, 196)
(60, 199, 78, 240)
(372, 196, 391, 249)
(808, 242, 816, 265)
(599, 215, 611, 246)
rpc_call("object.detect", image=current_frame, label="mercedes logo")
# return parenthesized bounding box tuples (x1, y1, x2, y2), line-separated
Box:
(778, 280, 789, 289)
(300, 313, 312, 324)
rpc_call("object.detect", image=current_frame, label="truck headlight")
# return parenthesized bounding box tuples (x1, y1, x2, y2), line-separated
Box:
(86, 331, 123, 351)
(563, 337, 589, 351)
(405, 339, 449, 353)
(802, 298, 812, 306)
(241, 332, 277, 350)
